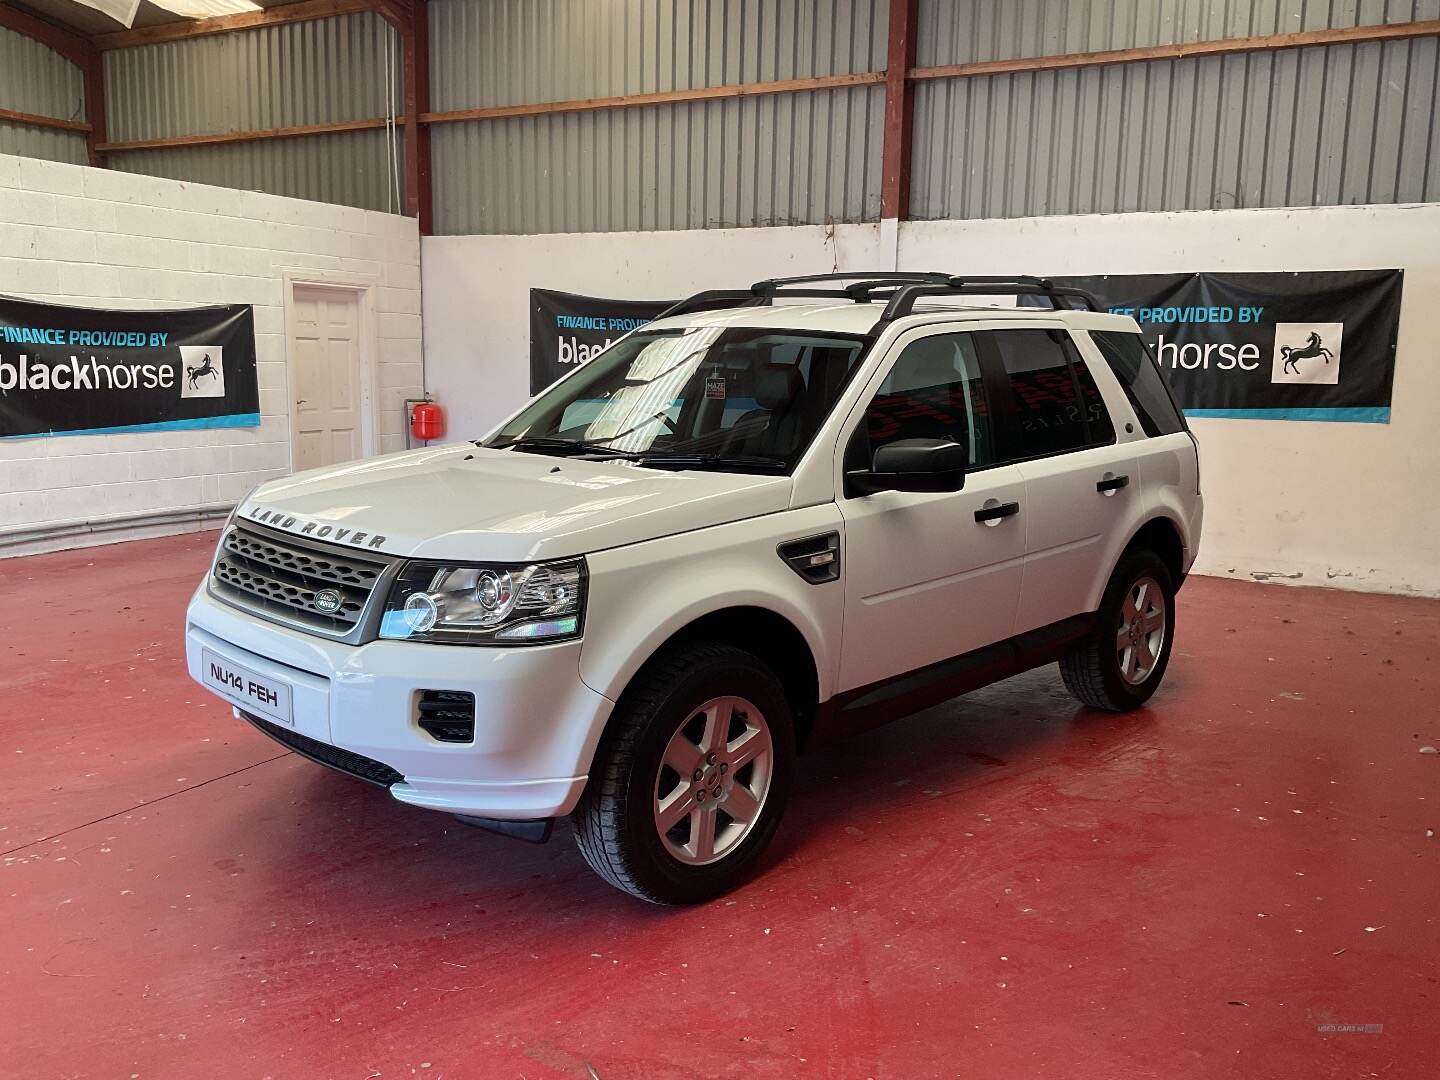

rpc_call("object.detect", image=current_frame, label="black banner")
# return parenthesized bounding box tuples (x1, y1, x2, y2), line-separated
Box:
(528, 273, 1404, 424)
(530, 289, 670, 394)
(1031, 270, 1403, 423)
(0, 295, 259, 439)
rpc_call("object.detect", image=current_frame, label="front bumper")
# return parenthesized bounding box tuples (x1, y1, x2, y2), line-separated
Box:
(185, 583, 614, 819)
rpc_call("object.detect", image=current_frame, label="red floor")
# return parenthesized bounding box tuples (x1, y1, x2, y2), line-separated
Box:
(2, 534, 1437, 1080)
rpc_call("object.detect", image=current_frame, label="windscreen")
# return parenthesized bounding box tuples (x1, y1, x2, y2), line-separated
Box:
(487, 326, 870, 471)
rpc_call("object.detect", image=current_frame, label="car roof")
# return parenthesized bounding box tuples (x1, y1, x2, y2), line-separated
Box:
(646, 300, 1141, 336)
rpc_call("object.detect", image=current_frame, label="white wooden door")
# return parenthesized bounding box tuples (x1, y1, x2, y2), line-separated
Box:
(291, 286, 363, 472)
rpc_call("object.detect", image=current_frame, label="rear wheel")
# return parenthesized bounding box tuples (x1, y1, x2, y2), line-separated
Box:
(1060, 549, 1175, 711)
(574, 643, 795, 904)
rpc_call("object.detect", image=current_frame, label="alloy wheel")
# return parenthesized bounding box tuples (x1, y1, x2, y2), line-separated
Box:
(1116, 575, 1167, 685)
(653, 696, 774, 866)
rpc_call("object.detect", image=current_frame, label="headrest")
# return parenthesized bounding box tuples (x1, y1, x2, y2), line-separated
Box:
(754, 363, 803, 410)
(709, 345, 762, 372)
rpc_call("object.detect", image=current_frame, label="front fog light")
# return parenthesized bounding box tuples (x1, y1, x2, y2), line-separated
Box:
(380, 558, 586, 645)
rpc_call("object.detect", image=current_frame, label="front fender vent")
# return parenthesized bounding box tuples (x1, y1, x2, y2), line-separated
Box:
(778, 532, 841, 584)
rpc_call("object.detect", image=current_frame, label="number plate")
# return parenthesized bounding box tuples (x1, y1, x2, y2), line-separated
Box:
(201, 648, 293, 726)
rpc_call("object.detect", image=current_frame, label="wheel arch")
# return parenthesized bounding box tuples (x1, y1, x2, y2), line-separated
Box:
(1121, 515, 1187, 589)
(615, 605, 822, 751)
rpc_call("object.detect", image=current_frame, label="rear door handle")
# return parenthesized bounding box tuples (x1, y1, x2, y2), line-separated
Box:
(974, 501, 1020, 524)
(1096, 474, 1130, 493)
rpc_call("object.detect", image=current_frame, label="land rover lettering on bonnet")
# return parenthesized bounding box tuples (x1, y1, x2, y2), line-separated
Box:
(185, 272, 1202, 904)
(245, 507, 388, 549)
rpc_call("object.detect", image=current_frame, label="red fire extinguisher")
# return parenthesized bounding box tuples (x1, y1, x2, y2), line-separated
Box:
(410, 400, 445, 443)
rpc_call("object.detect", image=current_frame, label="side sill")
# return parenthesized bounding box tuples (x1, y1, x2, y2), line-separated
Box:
(812, 613, 1095, 744)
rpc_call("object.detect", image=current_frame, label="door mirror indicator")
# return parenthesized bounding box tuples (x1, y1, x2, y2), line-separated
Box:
(847, 438, 968, 496)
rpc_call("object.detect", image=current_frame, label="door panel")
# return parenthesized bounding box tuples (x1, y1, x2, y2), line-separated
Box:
(838, 467, 1028, 691)
(291, 287, 363, 473)
(1014, 443, 1138, 633)
(977, 326, 1137, 633)
(835, 327, 1026, 693)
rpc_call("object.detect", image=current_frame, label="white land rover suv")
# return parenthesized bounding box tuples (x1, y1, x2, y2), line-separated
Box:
(186, 273, 1202, 903)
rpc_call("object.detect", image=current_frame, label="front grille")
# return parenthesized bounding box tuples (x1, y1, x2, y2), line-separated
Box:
(417, 689, 476, 743)
(242, 712, 404, 788)
(212, 520, 390, 638)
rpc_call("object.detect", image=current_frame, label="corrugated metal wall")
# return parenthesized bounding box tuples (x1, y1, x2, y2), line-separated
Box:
(104, 12, 406, 212)
(911, 0, 1440, 219)
(429, 0, 889, 234)
(432, 87, 885, 234)
(4, 0, 1439, 229)
(430, 0, 889, 108)
(107, 130, 405, 211)
(0, 26, 88, 166)
(916, 0, 1434, 61)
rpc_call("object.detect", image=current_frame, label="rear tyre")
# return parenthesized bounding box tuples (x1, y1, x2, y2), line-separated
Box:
(573, 643, 795, 904)
(1060, 549, 1175, 712)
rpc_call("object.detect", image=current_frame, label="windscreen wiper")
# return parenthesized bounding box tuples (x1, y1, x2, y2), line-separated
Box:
(633, 453, 788, 472)
(489, 436, 645, 460)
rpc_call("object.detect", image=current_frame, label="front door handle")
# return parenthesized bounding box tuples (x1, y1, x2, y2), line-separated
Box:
(1096, 474, 1130, 494)
(974, 500, 1020, 524)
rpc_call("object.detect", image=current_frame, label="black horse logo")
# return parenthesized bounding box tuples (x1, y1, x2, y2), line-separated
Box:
(1280, 331, 1334, 375)
(186, 353, 218, 390)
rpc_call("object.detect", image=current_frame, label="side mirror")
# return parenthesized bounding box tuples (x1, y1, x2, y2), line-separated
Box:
(847, 437, 968, 496)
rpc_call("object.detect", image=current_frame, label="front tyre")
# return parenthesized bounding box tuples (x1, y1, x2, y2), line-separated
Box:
(573, 643, 795, 904)
(1060, 549, 1176, 712)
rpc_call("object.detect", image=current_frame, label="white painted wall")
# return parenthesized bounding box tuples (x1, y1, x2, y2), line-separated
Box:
(0, 152, 422, 556)
(421, 203, 1439, 597)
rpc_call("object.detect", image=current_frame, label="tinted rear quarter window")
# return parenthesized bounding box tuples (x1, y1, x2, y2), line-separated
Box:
(1090, 330, 1186, 437)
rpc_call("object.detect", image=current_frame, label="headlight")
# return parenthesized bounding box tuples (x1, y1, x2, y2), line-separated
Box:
(379, 558, 586, 645)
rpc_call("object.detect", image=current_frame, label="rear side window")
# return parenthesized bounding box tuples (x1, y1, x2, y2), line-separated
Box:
(985, 329, 1114, 459)
(1090, 330, 1186, 437)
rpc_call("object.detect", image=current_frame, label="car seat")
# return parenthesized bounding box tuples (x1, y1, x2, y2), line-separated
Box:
(720, 362, 806, 459)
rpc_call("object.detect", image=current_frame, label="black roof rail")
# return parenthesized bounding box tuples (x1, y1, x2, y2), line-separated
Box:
(876, 276, 1102, 324)
(652, 289, 765, 322)
(751, 270, 953, 295)
(653, 271, 956, 322)
(652, 272, 1102, 325)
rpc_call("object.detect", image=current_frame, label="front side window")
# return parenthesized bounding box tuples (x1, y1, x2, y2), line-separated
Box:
(487, 327, 869, 471)
(859, 332, 994, 469)
(986, 329, 1114, 459)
